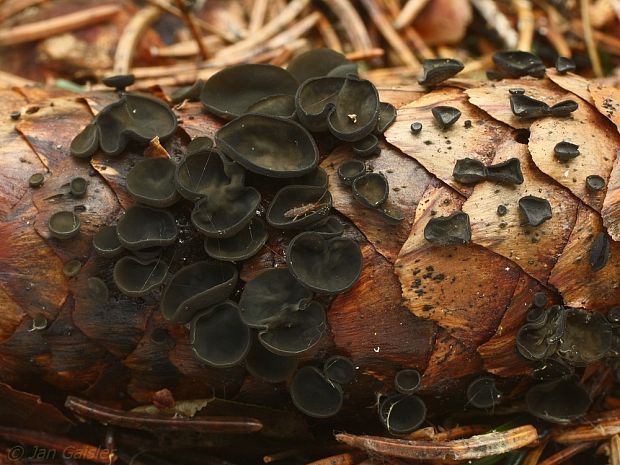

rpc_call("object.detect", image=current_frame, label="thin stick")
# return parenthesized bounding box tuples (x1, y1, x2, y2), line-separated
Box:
(470, 0, 518, 49)
(432, 425, 489, 441)
(542, 7, 572, 57)
(263, 449, 303, 464)
(173, 0, 209, 59)
(336, 425, 539, 460)
(316, 12, 343, 52)
(554, 417, 620, 444)
(522, 437, 549, 465)
(359, 0, 420, 68)
(0, 0, 47, 23)
(307, 453, 360, 465)
(318, 0, 373, 52)
(65, 396, 263, 434)
(513, 0, 535, 51)
(403, 27, 435, 59)
(393, 0, 430, 30)
(581, 0, 604, 77)
(611, 435, 620, 465)
(0, 4, 121, 46)
(345, 48, 385, 61)
(152, 35, 222, 58)
(249, 0, 269, 33)
(113, 6, 161, 75)
(537, 442, 595, 465)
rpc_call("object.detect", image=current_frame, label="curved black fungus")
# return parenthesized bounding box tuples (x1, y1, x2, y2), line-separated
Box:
(132, 246, 163, 260)
(170, 79, 205, 103)
(290, 366, 343, 418)
(287, 48, 351, 83)
(216, 114, 319, 178)
(550, 100, 578, 117)
(291, 167, 329, 189)
(558, 308, 612, 366)
(246, 94, 297, 119)
(497, 205, 508, 216)
(295, 76, 344, 132)
(126, 158, 180, 207)
(190, 300, 250, 368)
(70, 123, 99, 158)
(113, 256, 167, 297)
(608, 306, 620, 324)
(376, 102, 397, 133)
(533, 291, 548, 308)
(327, 62, 359, 78)
(379, 394, 427, 435)
(554, 141, 580, 161)
(92, 225, 123, 257)
(410, 122, 422, 134)
(160, 260, 238, 324)
(31, 313, 48, 331)
(452, 158, 487, 184)
(486, 158, 524, 184)
(510, 94, 550, 119)
(28, 173, 44, 188)
(492, 51, 545, 78)
(245, 337, 298, 383)
(518, 196, 552, 226)
(323, 355, 356, 385)
(48, 211, 81, 240)
(287, 231, 363, 294)
(96, 95, 177, 156)
(424, 212, 471, 246)
(201, 64, 298, 120)
(102, 74, 135, 90)
(192, 187, 260, 238)
(204, 216, 268, 262)
(555, 56, 576, 74)
(87, 277, 109, 303)
(516, 305, 566, 361)
(338, 159, 366, 186)
(394, 369, 421, 395)
(466, 377, 502, 409)
(418, 58, 464, 86)
(62, 259, 82, 278)
(379, 205, 406, 224)
(586, 175, 605, 192)
(69, 177, 87, 197)
(589, 232, 610, 272)
(353, 134, 379, 158)
(327, 76, 380, 142)
(526, 378, 591, 423)
(186, 136, 214, 154)
(509, 88, 525, 95)
(526, 306, 546, 323)
(116, 205, 177, 250)
(431, 105, 461, 128)
(352, 172, 389, 208)
(464, 119, 472, 128)
(10, 111, 20, 121)
(307, 215, 345, 237)
(532, 357, 574, 381)
(175, 148, 243, 200)
(266, 185, 331, 229)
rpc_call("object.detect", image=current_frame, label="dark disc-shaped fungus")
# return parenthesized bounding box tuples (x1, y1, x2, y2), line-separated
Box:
(70, 123, 99, 158)
(116, 205, 177, 250)
(87, 277, 109, 303)
(554, 141, 580, 161)
(308, 215, 345, 237)
(376, 102, 397, 133)
(62, 259, 82, 278)
(424, 212, 471, 246)
(326, 76, 380, 142)
(492, 51, 545, 78)
(323, 355, 356, 385)
(410, 122, 422, 134)
(245, 336, 298, 383)
(352, 172, 389, 208)
(533, 292, 548, 308)
(379, 394, 427, 435)
(286, 231, 363, 294)
(550, 100, 578, 117)
(200, 64, 298, 120)
(417, 58, 464, 86)
(516, 305, 566, 361)
(28, 173, 44, 188)
(204, 216, 268, 262)
(352, 134, 379, 158)
(431, 105, 461, 128)
(113, 256, 168, 297)
(295, 76, 344, 132)
(497, 205, 508, 216)
(509, 88, 525, 95)
(452, 158, 487, 184)
(287, 48, 351, 83)
(290, 366, 343, 418)
(48, 211, 81, 240)
(192, 187, 261, 238)
(510, 94, 550, 119)
(532, 357, 574, 381)
(486, 158, 524, 184)
(96, 94, 177, 156)
(586, 175, 605, 192)
(69, 177, 87, 197)
(216, 114, 319, 178)
(266, 185, 332, 229)
(102, 74, 135, 90)
(466, 376, 502, 409)
(92, 225, 123, 257)
(555, 56, 576, 74)
(186, 136, 214, 154)
(589, 232, 611, 272)
(190, 300, 250, 368)
(126, 157, 180, 207)
(170, 79, 205, 103)
(558, 308, 612, 366)
(394, 369, 421, 395)
(526, 378, 591, 423)
(160, 260, 238, 324)
(518, 196, 552, 226)
(246, 94, 297, 119)
(338, 160, 366, 186)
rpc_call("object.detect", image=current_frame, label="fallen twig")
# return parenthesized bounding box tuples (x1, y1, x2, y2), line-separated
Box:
(393, 0, 430, 30)
(318, 0, 373, 52)
(537, 442, 595, 465)
(554, 416, 620, 444)
(113, 5, 161, 75)
(513, 0, 535, 51)
(581, 0, 604, 77)
(470, 0, 518, 49)
(173, 0, 209, 60)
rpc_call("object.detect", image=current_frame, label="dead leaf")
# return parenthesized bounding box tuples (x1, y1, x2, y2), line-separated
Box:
(174, 100, 223, 140)
(385, 87, 510, 196)
(546, 69, 595, 105)
(463, 138, 579, 283)
(602, 155, 620, 241)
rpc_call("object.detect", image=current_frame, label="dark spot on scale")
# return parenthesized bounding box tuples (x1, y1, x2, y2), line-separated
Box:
(423, 305, 433, 311)
(464, 119, 472, 128)
(25, 106, 39, 114)
(10, 111, 20, 120)
(426, 265, 434, 272)
(432, 274, 445, 281)
(497, 205, 508, 216)
(424, 140, 433, 145)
